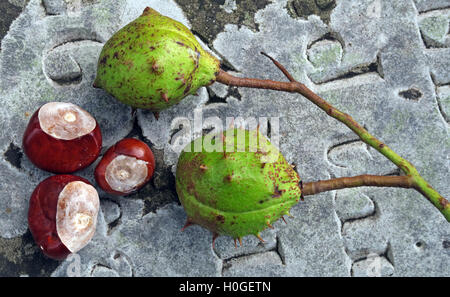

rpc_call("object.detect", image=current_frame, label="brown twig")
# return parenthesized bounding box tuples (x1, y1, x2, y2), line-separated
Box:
(302, 175, 414, 196)
(260, 52, 296, 82)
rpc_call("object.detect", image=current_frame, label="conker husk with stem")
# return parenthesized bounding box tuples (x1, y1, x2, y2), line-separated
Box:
(23, 102, 102, 173)
(177, 127, 430, 246)
(28, 175, 100, 260)
(94, 7, 449, 225)
(94, 138, 155, 195)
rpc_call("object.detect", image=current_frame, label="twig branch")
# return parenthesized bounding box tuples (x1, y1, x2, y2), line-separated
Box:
(260, 52, 295, 82)
(215, 56, 450, 222)
(302, 175, 414, 196)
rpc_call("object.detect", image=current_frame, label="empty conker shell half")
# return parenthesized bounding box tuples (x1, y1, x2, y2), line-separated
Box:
(28, 175, 100, 260)
(23, 102, 102, 173)
(95, 138, 155, 195)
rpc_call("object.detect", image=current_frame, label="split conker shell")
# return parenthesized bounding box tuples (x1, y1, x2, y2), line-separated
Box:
(28, 175, 100, 260)
(22, 102, 102, 173)
(94, 138, 155, 195)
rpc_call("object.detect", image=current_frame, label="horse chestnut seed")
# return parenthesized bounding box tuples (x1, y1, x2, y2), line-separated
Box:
(23, 102, 102, 173)
(95, 138, 155, 195)
(28, 175, 100, 260)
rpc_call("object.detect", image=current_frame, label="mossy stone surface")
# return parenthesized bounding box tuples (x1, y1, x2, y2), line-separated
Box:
(307, 39, 342, 69)
(419, 15, 449, 47)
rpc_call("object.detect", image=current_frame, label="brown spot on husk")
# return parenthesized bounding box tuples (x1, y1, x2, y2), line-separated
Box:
(161, 92, 169, 103)
(216, 215, 225, 224)
(183, 82, 192, 95)
(272, 185, 284, 198)
(439, 197, 449, 209)
(224, 175, 233, 182)
(100, 56, 108, 65)
(151, 60, 163, 74)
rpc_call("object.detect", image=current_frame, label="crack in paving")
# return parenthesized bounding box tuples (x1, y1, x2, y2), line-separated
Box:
(430, 72, 450, 123)
(205, 85, 242, 105)
(41, 0, 60, 16)
(307, 31, 346, 51)
(313, 58, 384, 85)
(332, 191, 352, 276)
(415, 3, 450, 14)
(123, 115, 180, 216)
(350, 241, 395, 276)
(384, 168, 402, 176)
(3, 142, 23, 170)
(340, 198, 379, 233)
(90, 262, 113, 276)
(326, 139, 364, 169)
(220, 239, 285, 276)
(274, 234, 286, 266)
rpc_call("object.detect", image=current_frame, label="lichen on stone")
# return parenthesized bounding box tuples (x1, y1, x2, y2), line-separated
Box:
(286, 0, 336, 24)
(174, 0, 271, 46)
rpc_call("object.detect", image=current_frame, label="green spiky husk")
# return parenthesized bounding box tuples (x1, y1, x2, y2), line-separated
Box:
(94, 7, 220, 112)
(176, 129, 302, 240)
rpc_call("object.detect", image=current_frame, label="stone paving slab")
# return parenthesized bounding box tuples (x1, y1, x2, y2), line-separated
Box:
(0, 0, 449, 276)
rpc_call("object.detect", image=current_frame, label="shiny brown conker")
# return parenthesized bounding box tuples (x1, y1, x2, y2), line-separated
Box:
(23, 102, 102, 173)
(28, 175, 100, 260)
(94, 138, 155, 195)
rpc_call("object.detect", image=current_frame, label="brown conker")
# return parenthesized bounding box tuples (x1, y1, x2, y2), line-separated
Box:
(94, 138, 155, 195)
(28, 175, 100, 260)
(22, 102, 102, 173)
